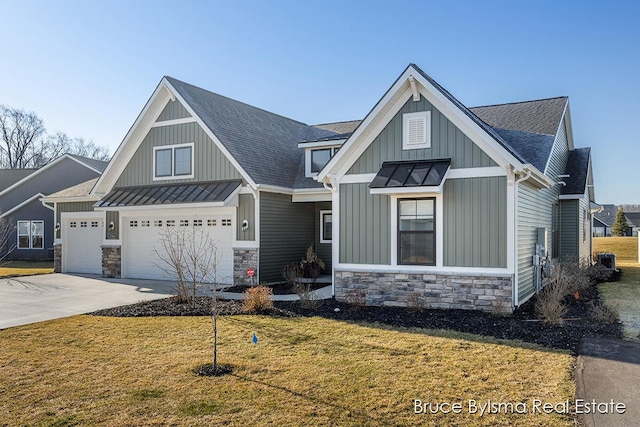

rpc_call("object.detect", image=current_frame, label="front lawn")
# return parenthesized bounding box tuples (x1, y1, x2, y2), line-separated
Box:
(0, 315, 573, 426)
(0, 260, 53, 278)
(594, 236, 640, 339)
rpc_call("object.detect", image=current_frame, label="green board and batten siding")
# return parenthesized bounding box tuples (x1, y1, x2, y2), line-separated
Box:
(348, 95, 497, 174)
(236, 194, 255, 241)
(559, 195, 592, 262)
(443, 177, 507, 268)
(341, 94, 506, 268)
(259, 192, 315, 283)
(115, 122, 242, 187)
(156, 100, 191, 122)
(516, 117, 569, 303)
(56, 202, 96, 239)
(339, 183, 390, 264)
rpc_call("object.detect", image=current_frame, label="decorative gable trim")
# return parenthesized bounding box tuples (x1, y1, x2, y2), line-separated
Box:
(92, 79, 256, 197)
(317, 65, 526, 183)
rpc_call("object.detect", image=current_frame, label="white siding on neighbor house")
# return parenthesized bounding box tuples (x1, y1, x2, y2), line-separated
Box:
(517, 116, 570, 305)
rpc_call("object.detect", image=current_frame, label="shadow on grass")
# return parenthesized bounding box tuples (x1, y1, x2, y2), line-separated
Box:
(229, 371, 383, 425)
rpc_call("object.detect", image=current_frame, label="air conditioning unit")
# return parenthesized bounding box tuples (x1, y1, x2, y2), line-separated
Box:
(597, 253, 616, 271)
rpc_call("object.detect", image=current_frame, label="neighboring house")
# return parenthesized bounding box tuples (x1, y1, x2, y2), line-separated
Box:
(0, 154, 107, 260)
(43, 64, 596, 312)
(593, 204, 637, 236)
(623, 212, 640, 236)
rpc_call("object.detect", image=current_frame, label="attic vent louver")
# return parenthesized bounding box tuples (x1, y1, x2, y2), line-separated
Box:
(402, 111, 431, 150)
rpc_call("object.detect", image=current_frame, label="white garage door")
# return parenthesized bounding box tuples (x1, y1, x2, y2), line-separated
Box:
(122, 215, 234, 283)
(64, 218, 104, 274)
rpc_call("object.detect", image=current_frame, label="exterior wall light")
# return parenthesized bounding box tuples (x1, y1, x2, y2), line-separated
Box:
(108, 221, 115, 230)
(241, 219, 249, 231)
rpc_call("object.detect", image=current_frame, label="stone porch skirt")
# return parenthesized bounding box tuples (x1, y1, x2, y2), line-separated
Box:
(334, 269, 513, 313)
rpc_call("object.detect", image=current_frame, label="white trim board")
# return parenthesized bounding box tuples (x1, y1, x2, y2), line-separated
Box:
(0, 154, 99, 199)
(0, 193, 47, 218)
(151, 117, 197, 128)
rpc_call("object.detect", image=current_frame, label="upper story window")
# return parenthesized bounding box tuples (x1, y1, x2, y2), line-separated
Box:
(153, 143, 194, 180)
(402, 111, 431, 150)
(305, 146, 340, 177)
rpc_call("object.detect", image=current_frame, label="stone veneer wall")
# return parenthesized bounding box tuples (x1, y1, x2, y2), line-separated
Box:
(102, 246, 121, 278)
(233, 249, 258, 286)
(54, 244, 62, 273)
(335, 270, 513, 313)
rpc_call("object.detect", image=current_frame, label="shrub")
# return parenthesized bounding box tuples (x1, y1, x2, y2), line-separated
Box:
(243, 285, 273, 313)
(535, 279, 568, 325)
(588, 301, 619, 324)
(586, 264, 613, 282)
(407, 292, 424, 311)
(345, 289, 366, 307)
(300, 244, 325, 279)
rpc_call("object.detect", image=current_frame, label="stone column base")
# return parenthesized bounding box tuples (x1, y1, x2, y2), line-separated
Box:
(102, 246, 121, 278)
(54, 244, 62, 273)
(233, 249, 258, 286)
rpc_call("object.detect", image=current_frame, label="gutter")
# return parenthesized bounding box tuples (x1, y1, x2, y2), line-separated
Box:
(513, 169, 532, 307)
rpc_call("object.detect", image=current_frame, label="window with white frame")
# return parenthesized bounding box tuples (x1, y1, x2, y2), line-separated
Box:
(17, 220, 44, 250)
(311, 147, 339, 173)
(402, 111, 431, 150)
(398, 198, 435, 265)
(153, 143, 194, 180)
(320, 210, 332, 243)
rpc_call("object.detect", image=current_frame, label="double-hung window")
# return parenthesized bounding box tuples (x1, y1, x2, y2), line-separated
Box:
(153, 143, 194, 180)
(320, 210, 332, 243)
(398, 198, 435, 265)
(17, 220, 44, 250)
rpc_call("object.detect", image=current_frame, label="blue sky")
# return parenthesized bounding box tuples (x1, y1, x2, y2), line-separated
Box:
(1, 0, 638, 204)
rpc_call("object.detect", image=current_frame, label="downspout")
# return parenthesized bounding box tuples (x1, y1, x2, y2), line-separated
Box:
(513, 169, 532, 307)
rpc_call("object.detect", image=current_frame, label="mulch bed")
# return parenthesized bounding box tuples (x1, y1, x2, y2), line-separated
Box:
(222, 281, 327, 295)
(90, 283, 622, 355)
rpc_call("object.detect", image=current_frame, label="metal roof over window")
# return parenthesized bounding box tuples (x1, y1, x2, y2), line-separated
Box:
(369, 159, 451, 189)
(95, 180, 242, 208)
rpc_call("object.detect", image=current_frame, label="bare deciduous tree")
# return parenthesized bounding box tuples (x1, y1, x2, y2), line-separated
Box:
(154, 222, 230, 372)
(0, 104, 111, 168)
(0, 218, 16, 264)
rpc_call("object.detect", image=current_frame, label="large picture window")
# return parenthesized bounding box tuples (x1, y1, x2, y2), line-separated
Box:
(153, 143, 194, 180)
(17, 220, 44, 250)
(398, 198, 435, 265)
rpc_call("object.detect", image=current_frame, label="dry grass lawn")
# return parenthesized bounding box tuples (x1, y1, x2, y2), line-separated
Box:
(0, 315, 573, 426)
(0, 260, 53, 278)
(595, 236, 640, 338)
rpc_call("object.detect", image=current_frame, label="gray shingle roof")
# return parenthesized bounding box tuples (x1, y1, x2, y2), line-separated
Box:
(66, 154, 109, 172)
(469, 97, 567, 136)
(313, 120, 361, 134)
(165, 77, 338, 188)
(624, 212, 640, 227)
(492, 128, 555, 172)
(594, 204, 618, 226)
(561, 148, 590, 195)
(46, 178, 98, 198)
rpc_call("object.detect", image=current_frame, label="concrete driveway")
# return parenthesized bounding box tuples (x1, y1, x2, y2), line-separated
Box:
(0, 273, 175, 329)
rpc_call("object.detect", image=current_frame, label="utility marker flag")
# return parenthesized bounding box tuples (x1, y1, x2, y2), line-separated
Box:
(252, 333, 258, 345)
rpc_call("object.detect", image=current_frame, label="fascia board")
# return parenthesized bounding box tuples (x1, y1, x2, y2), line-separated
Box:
(0, 193, 46, 218)
(0, 155, 73, 198)
(92, 80, 172, 196)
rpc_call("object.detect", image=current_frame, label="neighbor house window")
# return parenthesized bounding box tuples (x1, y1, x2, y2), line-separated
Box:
(402, 111, 431, 150)
(320, 210, 332, 243)
(17, 220, 44, 250)
(398, 198, 435, 265)
(153, 143, 194, 180)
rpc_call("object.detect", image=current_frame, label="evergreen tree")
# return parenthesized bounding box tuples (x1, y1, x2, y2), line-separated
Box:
(612, 208, 629, 236)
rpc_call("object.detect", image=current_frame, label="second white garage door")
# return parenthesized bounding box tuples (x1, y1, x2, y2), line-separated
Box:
(122, 215, 234, 283)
